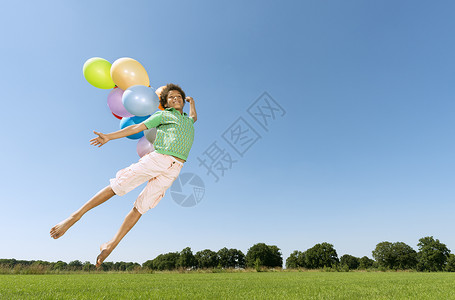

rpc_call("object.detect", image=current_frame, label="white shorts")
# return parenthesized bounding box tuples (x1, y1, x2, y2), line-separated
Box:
(109, 151, 183, 214)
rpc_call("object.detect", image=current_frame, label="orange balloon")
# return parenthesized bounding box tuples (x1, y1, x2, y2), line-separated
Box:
(110, 57, 150, 90)
(155, 86, 166, 110)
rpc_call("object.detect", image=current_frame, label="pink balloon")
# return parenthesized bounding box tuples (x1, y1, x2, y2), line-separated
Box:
(107, 88, 134, 118)
(137, 136, 154, 157)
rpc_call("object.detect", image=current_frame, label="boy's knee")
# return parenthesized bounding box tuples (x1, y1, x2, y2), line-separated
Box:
(106, 185, 117, 196)
(133, 206, 146, 215)
(110, 186, 116, 195)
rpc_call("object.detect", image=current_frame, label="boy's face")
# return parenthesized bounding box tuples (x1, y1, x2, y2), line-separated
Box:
(166, 90, 184, 110)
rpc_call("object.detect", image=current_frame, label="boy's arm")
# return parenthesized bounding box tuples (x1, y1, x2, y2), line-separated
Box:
(90, 123, 147, 147)
(106, 123, 147, 140)
(90, 112, 162, 147)
(186, 97, 197, 122)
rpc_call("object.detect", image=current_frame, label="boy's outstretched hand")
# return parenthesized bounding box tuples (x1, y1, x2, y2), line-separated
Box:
(90, 131, 110, 147)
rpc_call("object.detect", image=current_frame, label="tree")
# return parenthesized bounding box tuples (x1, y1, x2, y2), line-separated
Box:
(114, 261, 127, 271)
(33, 260, 51, 267)
(393, 242, 417, 270)
(246, 243, 283, 268)
(372, 242, 394, 269)
(446, 254, 455, 272)
(143, 254, 179, 271)
(53, 261, 67, 271)
(228, 248, 246, 268)
(286, 250, 302, 269)
(142, 260, 154, 269)
(297, 251, 308, 268)
(113, 261, 139, 271)
(148, 253, 180, 270)
(177, 247, 197, 269)
(417, 236, 451, 272)
(304, 243, 339, 269)
(82, 261, 95, 272)
(217, 247, 230, 268)
(68, 260, 83, 270)
(126, 262, 141, 271)
(100, 261, 114, 271)
(358, 256, 374, 269)
(372, 241, 417, 270)
(217, 248, 245, 268)
(268, 245, 283, 268)
(0, 259, 16, 268)
(195, 249, 219, 269)
(340, 255, 360, 270)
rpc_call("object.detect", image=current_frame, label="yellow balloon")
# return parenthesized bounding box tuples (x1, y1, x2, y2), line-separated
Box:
(110, 57, 150, 90)
(82, 57, 115, 89)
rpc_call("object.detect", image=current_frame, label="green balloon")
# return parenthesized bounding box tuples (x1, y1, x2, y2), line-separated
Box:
(83, 57, 116, 89)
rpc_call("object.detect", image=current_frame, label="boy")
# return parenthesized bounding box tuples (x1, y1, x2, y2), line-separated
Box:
(50, 83, 197, 267)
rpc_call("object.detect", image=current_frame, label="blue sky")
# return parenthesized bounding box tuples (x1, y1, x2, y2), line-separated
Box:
(1, 0, 454, 266)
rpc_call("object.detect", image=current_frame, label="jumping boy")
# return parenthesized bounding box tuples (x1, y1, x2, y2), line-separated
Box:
(50, 83, 197, 267)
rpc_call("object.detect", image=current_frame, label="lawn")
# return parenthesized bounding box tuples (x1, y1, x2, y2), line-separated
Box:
(1, 271, 454, 299)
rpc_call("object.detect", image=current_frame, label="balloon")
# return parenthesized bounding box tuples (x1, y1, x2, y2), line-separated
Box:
(110, 57, 150, 90)
(145, 127, 157, 144)
(137, 136, 155, 157)
(83, 57, 115, 89)
(119, 115, 149, 140)
(155, 86, 166, 110)
(107, 88, 134, 118)
(112, 112, 122, 120)
(122, 85, 159, 116)
(155, 86, 165, 98)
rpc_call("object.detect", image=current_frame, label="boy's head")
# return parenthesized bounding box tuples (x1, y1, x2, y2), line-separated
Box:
(160, 83, 186, 109)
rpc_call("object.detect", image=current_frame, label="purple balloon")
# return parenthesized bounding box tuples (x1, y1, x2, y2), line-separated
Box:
(107, 88, 134, 118)
(137, 136, 154, 157)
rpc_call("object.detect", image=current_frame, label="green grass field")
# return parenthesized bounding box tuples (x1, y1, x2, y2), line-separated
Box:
(1, 271, 454, 299)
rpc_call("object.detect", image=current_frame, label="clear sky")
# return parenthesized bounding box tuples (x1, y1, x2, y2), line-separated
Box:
(1, 0, 454, 266)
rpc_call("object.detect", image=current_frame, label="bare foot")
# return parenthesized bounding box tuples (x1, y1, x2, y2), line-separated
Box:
(96, 242, 113, 268)
(50, 216, 78, 239)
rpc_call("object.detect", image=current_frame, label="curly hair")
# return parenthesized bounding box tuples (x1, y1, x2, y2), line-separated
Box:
(160, 83, 186, 109)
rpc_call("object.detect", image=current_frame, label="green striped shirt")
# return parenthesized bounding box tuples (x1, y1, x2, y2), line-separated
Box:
(142, 107, 195, 161)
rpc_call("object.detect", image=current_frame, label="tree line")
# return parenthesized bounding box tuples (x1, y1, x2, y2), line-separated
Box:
(286, 236, 455, 272)
(1, 236, 454, 273)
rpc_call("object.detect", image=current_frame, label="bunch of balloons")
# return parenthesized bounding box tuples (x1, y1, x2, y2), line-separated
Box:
(83, 57, 166, 157)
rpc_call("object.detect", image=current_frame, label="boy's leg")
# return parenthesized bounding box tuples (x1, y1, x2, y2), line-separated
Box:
(134, 158, 184, 214)
(96, 207, 142, 268)
(50, 152, 172, 240)
(50, 185, 115, 239)
(95, 157, 182, 267)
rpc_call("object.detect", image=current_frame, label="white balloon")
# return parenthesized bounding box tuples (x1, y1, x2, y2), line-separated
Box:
(145, 127, 157, 144)
(122, 85, 159, 116)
